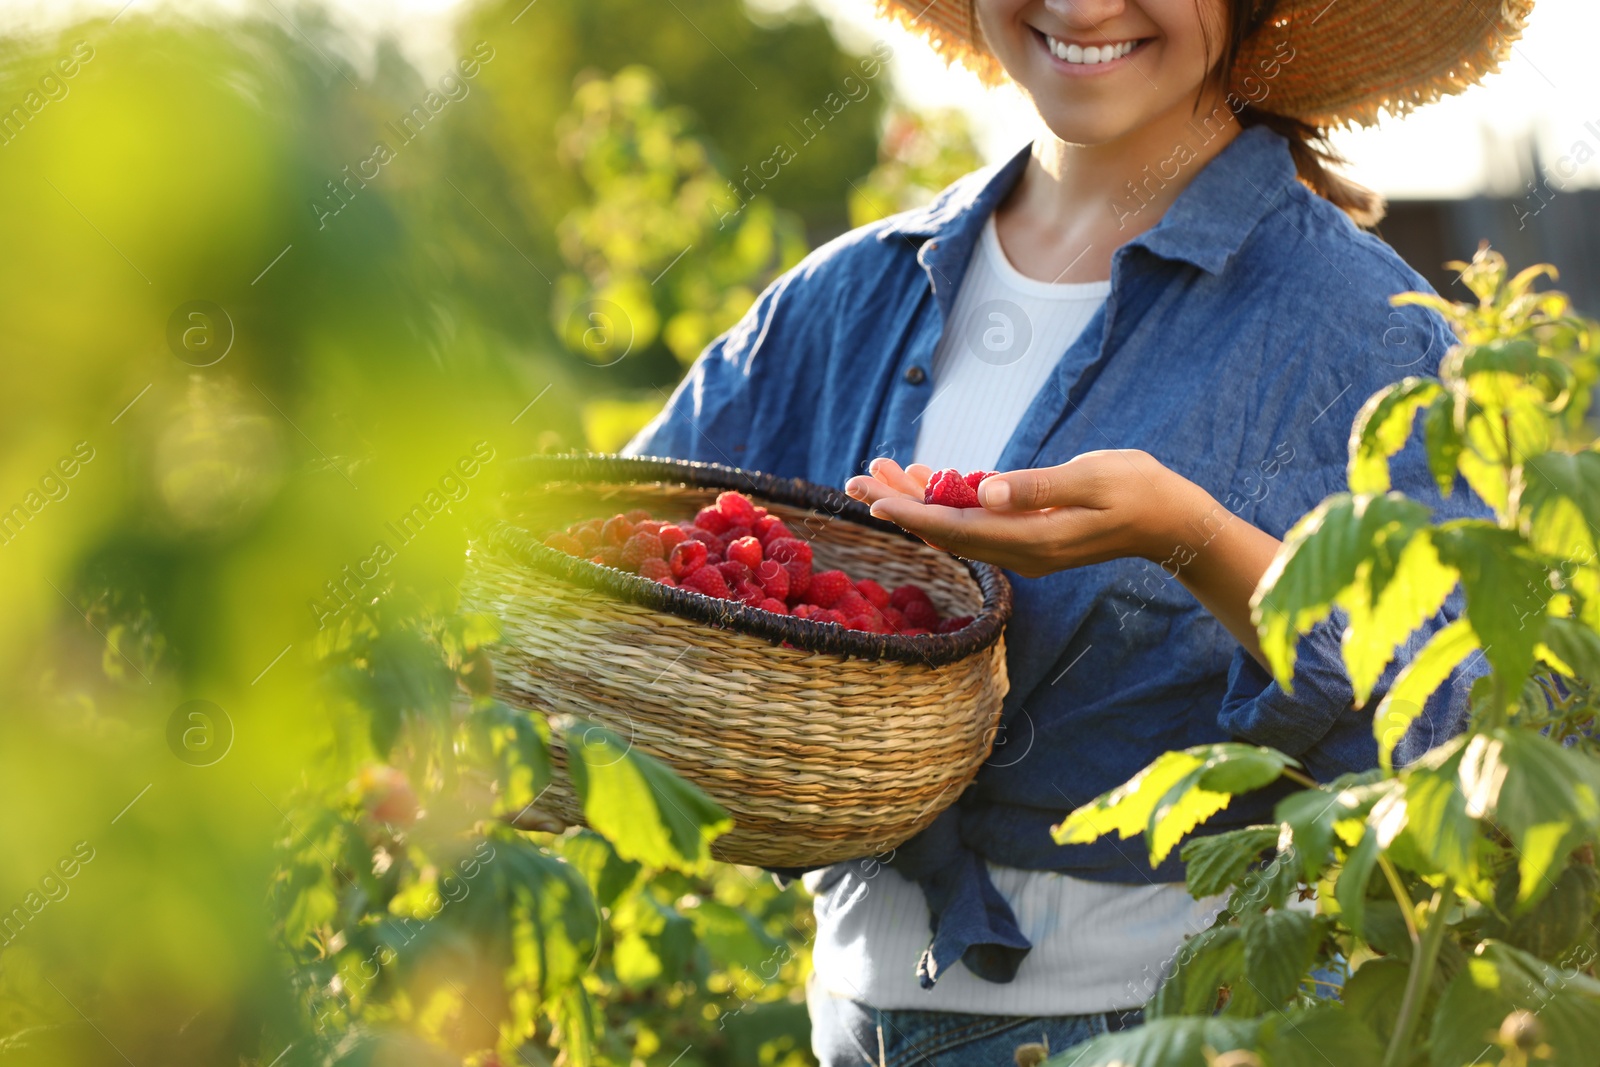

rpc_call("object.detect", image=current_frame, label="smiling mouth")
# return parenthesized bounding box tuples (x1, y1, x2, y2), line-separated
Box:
(1036, 29, 1147, 66)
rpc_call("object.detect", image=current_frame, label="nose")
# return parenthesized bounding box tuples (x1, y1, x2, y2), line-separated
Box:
(1042, 0, 1128, 29)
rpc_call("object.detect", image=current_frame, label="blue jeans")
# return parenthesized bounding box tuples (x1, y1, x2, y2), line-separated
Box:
(807, 979, 1142, 1066)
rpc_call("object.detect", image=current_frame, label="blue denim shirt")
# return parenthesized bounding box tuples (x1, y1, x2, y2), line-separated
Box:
(624, 126, 1487, 987)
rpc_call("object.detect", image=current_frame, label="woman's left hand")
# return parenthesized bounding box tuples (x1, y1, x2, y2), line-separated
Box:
(844, 452, 1210, 579)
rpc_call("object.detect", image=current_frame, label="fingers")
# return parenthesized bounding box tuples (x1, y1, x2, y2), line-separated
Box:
(980, 456, 1111, 512)
(903, 463, 934, 491)
(845, 475, 907, 506)
(868, 457, 927, 499)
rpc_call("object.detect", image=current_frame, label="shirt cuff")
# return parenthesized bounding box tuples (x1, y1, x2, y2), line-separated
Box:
(1218, 608, 1354, 758)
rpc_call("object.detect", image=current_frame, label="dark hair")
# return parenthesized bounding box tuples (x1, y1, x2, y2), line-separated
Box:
(1206, 0, 1386, 227)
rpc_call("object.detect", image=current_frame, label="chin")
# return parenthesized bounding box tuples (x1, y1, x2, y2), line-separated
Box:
(1026, 99, 1142, 147)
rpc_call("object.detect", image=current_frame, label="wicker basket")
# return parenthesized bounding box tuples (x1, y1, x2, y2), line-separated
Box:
(461, 454, 1012, 867)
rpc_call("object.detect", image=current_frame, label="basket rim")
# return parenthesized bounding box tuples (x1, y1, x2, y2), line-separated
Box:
(472, 452, 1013, 666)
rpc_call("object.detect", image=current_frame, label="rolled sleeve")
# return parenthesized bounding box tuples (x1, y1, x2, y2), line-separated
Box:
(1219, 608, 1354, 759)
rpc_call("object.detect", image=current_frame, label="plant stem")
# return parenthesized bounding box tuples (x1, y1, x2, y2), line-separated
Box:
(1377, 855, 1420, 944)
(1281, 767, 1319, 789)
(1383, 877, 1456, 1067)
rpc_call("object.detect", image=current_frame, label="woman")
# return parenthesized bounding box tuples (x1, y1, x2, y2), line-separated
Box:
(625, 0, 1526, 1060)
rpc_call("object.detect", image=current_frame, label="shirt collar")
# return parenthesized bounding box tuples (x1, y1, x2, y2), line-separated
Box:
(876, 124, 1298, 279)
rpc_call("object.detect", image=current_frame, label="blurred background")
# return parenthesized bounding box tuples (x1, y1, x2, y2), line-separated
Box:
(0, 0, 1594, 1064)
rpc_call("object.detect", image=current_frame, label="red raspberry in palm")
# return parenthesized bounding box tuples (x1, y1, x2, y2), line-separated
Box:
(669, 540, 708, 580)
(923, 469, 981, 508)
(726, 536, 763, 570)
(716, 490, 758, 526)
(637, 557, 672, 582)
(682, 565, 731, 599)
(963, 470, 999, 492)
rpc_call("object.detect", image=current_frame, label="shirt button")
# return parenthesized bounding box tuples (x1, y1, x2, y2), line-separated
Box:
(904, 366, 926, 385)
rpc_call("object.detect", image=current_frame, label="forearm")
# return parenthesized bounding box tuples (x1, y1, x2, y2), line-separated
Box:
(1157, 490, 1281, 670)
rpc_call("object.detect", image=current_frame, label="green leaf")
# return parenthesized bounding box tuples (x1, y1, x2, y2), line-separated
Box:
(1348, 377, 1441, 494)
(1258, 1004, 1386, 1067)
(1343, 957, 1411, 1045)
(1241, 909, 1318, 1007)
(1466, 729, 1600, 903)
(1254, 493, 1434, 689)
(1401, 737, 1484, 890)
(1333, 820, 1383, 939)
(1373, 618, 1479, 771)
(1054, 744, 1295, 865)
(1539, 615, 1600, 682)
(1148, 925, 1244, 1018)
(557, 828, 640, 909)
(1431, 943, 1600, 1067)
(491, 837, 600, 998)
(1339, 528, 1461, 706)
(1522, 451, 1600, 562)
(1422, 391, 1464, 497)
(1277, 778, 1394, 884)
(564, 721, 732, 872)
(1504, 863, 1600, 957)
(686, 897, 781, 969)
(1180, 826, 1279, 899)
(1041, 1017, 1259, 1067)
(1432, 521, 1551, 697)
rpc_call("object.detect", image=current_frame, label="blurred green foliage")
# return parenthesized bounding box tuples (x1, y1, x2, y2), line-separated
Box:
(0, 1, 986, 1062)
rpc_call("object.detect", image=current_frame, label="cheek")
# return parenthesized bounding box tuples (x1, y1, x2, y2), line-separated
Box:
(973, 0, 1034, 62)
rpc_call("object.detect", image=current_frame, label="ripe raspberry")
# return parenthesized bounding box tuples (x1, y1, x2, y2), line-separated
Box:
(937, 614, 975, 634)
(882, 607, 908, 631)
(924, 469, 980, 508)
(903, 599, 941, 630)
(753, 514, 786, 541)
(669, 540, 708, 580)
(890, 584, 934, 612)
(684, 525, 721, 547)
(721, 524, 753, 547)
(681, 565, 731, 599)
(758, 597, 789, 615)
(752, 505, 769, 520)
(624, 508, 652, 523)
(790, 603, 820, 620)
(733, 579, 766, 605)
(693, 506, 731, 535)
(726, 536, 763, 570)
(588, 553, 605, 565)
(807, 570, 852, 609)
(717, 490, 758, 526)
(571, 522, 602, 553)
(755, 559, 789, 603)
(620, 531, 664, 569)
(766, 538, 812, 568)
(901, 627, 931, 636)
(633, 519, 666, 536)
(658, 525, 689, 552)
(843, 614, 874, 631)
(815, 609, 847, 626)
(717, 560, 753, 586)
(601, 515, 635, 545)
(597, 545, 623, 568)
(963, 470, 999, 492)
(543, 532, 584, 556)
(637, 557, 672, 582)
(833, 591, 871, 619)
(855, 580, 891, 610)
(659, 577, 678, 588)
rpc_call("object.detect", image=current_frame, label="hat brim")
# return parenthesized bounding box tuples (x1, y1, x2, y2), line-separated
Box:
(875, 0, 1536, 129)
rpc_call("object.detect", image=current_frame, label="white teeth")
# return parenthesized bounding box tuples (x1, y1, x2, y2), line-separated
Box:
(1045, 35, 1137, 65)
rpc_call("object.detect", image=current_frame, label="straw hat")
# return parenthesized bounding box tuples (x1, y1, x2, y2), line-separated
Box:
(875, 0, 1536, 128)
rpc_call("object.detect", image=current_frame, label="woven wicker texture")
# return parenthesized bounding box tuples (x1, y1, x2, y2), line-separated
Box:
(462, 456, 1013, 867)
(875, 0, 1535, 128)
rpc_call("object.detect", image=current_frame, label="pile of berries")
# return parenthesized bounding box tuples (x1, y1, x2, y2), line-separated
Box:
(543, 490, 974, 635)
(924, 469, 998, 509)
